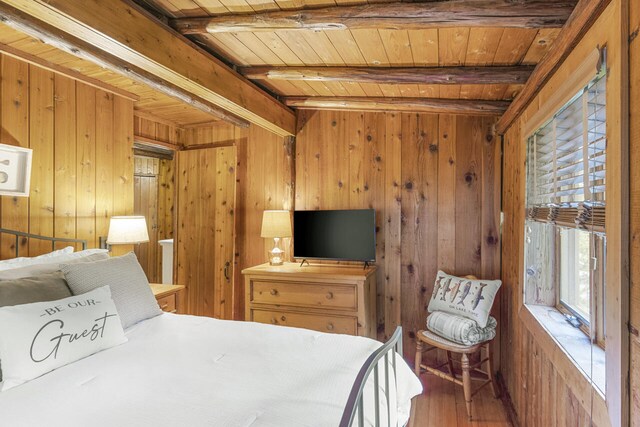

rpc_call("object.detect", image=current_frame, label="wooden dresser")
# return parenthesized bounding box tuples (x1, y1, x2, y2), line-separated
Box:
(242, 263, 377, 338)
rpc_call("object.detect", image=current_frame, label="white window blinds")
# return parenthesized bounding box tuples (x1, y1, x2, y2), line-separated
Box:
(525, 72, 606, 232)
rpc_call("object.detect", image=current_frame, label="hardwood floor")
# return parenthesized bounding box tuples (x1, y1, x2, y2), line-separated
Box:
(409, 373, 513, 426)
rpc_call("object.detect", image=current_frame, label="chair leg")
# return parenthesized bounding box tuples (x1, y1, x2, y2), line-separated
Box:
(446, 351, 455, 378)
(461, 353, 473, 421)
(485, 342, 500, 398)
(415, 340, 423, 377)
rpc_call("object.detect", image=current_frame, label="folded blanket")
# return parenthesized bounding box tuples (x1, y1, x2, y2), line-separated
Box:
(427, 311, 497, 345)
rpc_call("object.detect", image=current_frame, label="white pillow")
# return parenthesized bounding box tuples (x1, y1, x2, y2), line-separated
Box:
(33, 246, 75, 258)
(0, 251, 109, 281)
(0, 286, 127, 391)
(427, 271, 501, 328)
(0, 248, 105, 273)
(0, 246, 75, 271)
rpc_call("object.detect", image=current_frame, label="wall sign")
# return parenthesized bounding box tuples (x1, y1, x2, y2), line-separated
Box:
(0, 143, 32, 197)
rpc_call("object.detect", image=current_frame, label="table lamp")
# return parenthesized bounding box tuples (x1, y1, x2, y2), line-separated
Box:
(105, 216, 150, 251)
(261, 210, 292, 266)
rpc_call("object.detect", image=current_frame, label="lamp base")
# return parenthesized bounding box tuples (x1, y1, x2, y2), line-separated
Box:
(268, 256, 284, 266)
(268, 237, 285, 266)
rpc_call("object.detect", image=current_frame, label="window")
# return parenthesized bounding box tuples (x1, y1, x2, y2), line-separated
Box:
(557, 229, 606, 347)
(559, 228, 591, 322)
(524, 69, 607, 348)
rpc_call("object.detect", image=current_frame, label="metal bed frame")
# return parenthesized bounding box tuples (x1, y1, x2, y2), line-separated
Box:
(0, 228, 87, 257)
(340, 326, 405, 427)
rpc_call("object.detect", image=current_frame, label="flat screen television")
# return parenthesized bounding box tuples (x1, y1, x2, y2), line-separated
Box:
(293, 209, 376, 262)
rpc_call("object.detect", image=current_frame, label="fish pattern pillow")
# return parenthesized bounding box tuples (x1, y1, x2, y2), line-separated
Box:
(427, 271, 501, 328)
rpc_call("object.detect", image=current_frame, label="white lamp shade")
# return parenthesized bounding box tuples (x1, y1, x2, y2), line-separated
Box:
(260, 210, 292, 238)
(106, 216, 150, 244)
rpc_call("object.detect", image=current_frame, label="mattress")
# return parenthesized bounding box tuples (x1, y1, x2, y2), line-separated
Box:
(0, 314, 422, 427)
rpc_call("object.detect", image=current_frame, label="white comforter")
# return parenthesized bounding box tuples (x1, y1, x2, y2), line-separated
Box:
(0, 314, 422, 427)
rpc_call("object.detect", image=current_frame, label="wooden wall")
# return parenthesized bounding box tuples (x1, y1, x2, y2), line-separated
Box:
(295, 110, 501, 359)
(629, 0, 639, 423)
(134, 114, 181, 148)
(0, 54, 134, 257)
(180, 123, 293, 319)
(500, 1, 629, 425)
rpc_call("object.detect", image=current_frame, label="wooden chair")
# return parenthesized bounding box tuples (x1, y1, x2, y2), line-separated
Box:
(414, 276, 499, 420)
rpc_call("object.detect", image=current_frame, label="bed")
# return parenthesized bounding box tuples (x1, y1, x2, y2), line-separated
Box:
(0, 229, 422, 427)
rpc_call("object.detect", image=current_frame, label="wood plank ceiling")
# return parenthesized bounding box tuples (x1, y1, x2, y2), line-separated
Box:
(0, 23, 217, 126)
(140, 0, 563, 104)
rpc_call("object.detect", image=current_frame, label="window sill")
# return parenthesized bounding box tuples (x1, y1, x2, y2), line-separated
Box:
(520, 304, 606, 394)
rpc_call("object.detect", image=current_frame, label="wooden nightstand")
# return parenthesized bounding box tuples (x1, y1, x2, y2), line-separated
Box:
(150, 283, 185, 314)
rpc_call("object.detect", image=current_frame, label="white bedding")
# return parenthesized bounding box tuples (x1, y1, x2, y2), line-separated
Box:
(0, 314, 422, 427)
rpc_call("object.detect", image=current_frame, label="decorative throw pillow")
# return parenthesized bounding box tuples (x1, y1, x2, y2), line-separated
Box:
(0, 272, 73, 384)
(0, 286, 127, 391)
(61, 252, 161, 329)
(0, 251, 109, 281)
(427, 271, 501, 328)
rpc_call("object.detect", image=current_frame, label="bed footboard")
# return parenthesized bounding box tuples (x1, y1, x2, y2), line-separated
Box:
(340, 326, 404, 427)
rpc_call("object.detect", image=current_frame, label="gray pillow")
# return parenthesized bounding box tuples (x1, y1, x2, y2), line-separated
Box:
(61, 252, 161, 329)
(0, 272, 72, 307)
(0, 252, 109, 281)
(0, 272, 72, 384)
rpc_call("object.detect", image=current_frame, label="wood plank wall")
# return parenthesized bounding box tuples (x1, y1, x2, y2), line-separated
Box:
(629, 0, 639, 423)
(500, 1, 631, 425)
(295, 110, 501, 359)
(134, 114, 181, 147)
(180, 124, 294, 319)
(0, 54, 134, 257)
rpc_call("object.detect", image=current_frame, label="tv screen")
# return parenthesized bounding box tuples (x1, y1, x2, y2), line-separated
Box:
(293, 209, 376, 262)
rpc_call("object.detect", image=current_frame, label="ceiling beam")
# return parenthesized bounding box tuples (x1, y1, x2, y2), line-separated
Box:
(0, 42, 140, 102)
(0, 4, 250, 128)
(496, 0, 612, 134)
(172, 0, 577, 33)
(239, 65, 534, 85)
(0, 0, 296, 136)
(283, 97, 509, 116)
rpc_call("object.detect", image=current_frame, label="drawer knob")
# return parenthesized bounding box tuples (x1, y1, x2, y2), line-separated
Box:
(280, 315, 287, 322)
(327, 323, 334, 331)
(326, 292, 334, 300)
(160, 303, 169, 310)
(270, 289, 278, 296)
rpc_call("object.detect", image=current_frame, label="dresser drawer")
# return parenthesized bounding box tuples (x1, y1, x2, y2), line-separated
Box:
(250, 280, 357, 310)
(156, 294, 177, 313)
(251, 309, 358, 335)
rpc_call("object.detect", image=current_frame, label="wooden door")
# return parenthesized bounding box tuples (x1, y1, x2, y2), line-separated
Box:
(175, 146, 236, 319)
(134, 156, 160, 283)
